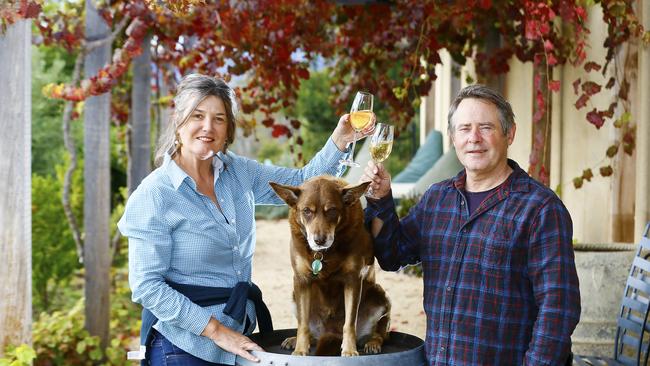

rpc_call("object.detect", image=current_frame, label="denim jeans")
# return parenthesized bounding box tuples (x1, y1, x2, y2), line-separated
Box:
(148, 330, 231, 366)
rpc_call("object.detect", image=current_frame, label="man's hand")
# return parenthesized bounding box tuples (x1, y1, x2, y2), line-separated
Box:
(331, 113, 376, 151)
(361, 160, 391, 199)
(202, 317, 263, 363)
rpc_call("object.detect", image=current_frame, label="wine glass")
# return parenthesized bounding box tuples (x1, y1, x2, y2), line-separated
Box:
(339, 91, 374, 167)
(366, 122, 394, 197)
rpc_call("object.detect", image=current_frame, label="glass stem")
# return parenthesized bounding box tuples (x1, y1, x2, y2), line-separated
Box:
(349, 130, 358, 163)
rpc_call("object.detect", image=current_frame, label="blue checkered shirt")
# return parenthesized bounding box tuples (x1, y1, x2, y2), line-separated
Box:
(365, 159, 580, 366)
(118, 138, 348, 364)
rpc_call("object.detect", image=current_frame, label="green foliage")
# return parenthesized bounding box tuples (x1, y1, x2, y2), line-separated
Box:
(31, 45, 79, 177)
(0, 344, 37, 366)
(395, 194, 422, 219)
(110, 186, 128, 268)
(31, 158, 84, 313)
(291, 68, 418, 175)
(25, 265, 140, 366)
(292, 71, 339, 161)
(256, 140, 287, 165)
(104, 266, 141, 365)
(32, 299, 104, 365)
(254, 205, 289, 220)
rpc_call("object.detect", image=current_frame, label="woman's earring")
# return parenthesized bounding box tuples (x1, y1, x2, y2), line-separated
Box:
(174, 133, 182, 148)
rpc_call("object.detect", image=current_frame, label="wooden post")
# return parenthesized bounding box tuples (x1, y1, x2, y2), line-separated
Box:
(128, 34, 152, 193)
(0, 19, 32, 354)
(84, 0, 111, 349)
(636, 0, 650, 242)
(529, 61, 552, 186)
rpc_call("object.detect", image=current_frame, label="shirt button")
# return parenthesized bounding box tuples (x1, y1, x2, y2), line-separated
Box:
(446, 286, 451, 292)
(232, 219, 236, 224)
(220, 198, 224, 202)
(237, 270, 242, 275)
(440, 346, 446, 352)
(460, 200, 465, 205)
(462, 228, 468, 233)
(233, 246, 238, 251)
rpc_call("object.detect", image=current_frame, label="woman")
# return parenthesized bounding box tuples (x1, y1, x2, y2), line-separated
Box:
(118, 73, 372, 366)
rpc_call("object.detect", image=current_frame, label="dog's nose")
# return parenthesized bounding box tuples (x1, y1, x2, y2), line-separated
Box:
(314, 236, 327, 246)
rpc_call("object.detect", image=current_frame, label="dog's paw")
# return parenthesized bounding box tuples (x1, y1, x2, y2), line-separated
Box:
(291, 349, 310, 356)
(341, 349, 359, 357)
(363, 340, 383, 354)
(281, 336, 297, 350)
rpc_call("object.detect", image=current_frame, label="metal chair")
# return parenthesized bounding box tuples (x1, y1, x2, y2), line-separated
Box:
(574, 223, 650, 366)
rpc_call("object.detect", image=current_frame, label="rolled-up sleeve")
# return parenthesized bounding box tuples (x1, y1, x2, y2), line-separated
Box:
(117, 187, 212, 336)
(249, 137, 350, 204)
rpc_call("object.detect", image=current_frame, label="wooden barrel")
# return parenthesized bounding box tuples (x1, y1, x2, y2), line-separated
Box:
(236, 329, 426, 366)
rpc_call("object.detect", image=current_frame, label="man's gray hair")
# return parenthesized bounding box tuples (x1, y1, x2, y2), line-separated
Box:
(154, 73, 238, 166)
(447, 84, 515, 136)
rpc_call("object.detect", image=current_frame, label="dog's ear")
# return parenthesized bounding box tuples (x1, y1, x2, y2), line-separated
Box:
(341, 181, 371, 206)
(269, 182, 301, 207)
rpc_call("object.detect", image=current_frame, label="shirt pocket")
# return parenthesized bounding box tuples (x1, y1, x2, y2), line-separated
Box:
(480, 217, 514, 242)
(478, 238, 512, 295)
(482, 238, 512, 267)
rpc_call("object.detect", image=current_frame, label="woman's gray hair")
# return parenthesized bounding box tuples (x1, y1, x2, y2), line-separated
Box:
(154, 73, 238, 166)
(447, 84, 515, 136)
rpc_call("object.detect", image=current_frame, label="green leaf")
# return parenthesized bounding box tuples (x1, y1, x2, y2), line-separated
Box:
(76, 340, 86, 354)
(89, 348, 103, 361)
(620, 112, 631, 124)
(15, 345, 36, 364)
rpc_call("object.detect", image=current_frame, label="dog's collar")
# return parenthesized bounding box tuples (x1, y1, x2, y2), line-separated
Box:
(311, 252, 324, 276)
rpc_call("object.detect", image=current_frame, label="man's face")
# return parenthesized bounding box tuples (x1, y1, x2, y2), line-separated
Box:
(450, 98, 515, 179)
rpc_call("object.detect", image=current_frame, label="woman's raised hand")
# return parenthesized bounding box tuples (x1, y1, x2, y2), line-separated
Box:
(331, 113, 376, 151)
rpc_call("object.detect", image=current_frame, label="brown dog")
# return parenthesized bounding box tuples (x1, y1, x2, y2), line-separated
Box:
(270, 175, 391, 357)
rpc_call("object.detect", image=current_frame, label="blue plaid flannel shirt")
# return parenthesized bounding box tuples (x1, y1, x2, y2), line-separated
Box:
(365, 159, 580, 366)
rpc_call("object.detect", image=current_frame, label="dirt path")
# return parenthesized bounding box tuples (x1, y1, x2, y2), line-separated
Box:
(251, 219, 426, 339)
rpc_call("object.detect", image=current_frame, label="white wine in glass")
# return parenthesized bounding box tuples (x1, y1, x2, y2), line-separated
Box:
(370, 141, 392, 162)
(367, 123, 394, 197)
(349, 110, 373, 130)
(340, 91, 374, 167)
(369, 123, 394, 163)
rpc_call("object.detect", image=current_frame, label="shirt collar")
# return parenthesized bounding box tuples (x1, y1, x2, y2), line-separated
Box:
(163, 153, 225, 190)
(450, 158, 530, 193)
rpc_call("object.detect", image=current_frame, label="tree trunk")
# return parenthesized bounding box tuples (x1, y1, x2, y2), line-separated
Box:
(128, 34, 152, 194)
(0, 20, 32, 354)
(84, 0, 111, 350)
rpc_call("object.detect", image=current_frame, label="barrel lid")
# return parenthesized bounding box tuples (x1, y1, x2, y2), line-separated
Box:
(236, 329, 426, 366)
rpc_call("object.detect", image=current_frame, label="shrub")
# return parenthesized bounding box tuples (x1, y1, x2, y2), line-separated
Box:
(26, 265, 139, 366)
(0, 344, 37, 366)
(32, 170, 82, 313)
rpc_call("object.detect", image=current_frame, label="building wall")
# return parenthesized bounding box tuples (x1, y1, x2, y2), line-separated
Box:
(421, 5, 647, 243)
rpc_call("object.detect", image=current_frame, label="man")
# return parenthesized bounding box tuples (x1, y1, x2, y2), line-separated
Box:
(361, 84, 580, 365)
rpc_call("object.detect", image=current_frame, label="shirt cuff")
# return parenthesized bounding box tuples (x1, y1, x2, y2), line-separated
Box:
(182, 305, 214, 336)
(322, 137, 351, 177)
(365, 190, 395, 222)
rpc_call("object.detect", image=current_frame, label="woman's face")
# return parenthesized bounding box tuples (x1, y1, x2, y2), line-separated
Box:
(177, 95, 229, 160)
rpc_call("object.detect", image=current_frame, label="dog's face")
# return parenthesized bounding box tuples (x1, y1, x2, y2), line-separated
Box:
(270, 177, 370, 252)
